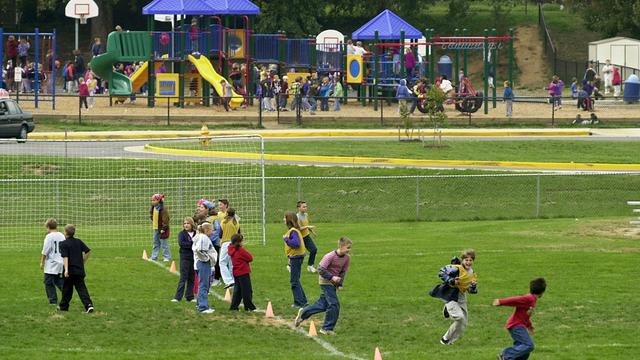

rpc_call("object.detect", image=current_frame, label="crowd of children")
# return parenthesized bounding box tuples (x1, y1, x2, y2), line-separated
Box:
(255, 66, 345, 114)
(40, 190, 550, 358)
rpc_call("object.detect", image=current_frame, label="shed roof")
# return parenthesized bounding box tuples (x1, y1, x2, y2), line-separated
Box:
(351, 9, 422, 40)
(589, 37, 640, 45)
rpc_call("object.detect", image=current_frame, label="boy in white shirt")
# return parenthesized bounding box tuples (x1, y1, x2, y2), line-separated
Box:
(40, 218, 65, 305)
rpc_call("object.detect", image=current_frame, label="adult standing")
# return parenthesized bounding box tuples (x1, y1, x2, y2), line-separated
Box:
(404, 47, 416, 83)
(346, 40, 355, 55)
(150, 193, 172, 262)
(73, 50, 85, 82)
(583, 62, 596, 83)
(5, 35, 18, 70)
(90, 37, 103, 58)
(40, 218, 65, 305)
(612, 67, 622, 99)
(601, 59, 613, 95)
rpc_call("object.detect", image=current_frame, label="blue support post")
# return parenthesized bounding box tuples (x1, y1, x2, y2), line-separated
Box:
(35, 28, 40, 108)
(52, 29, 57, 110)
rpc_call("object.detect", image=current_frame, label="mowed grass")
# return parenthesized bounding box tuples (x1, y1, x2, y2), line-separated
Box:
(1, 218, 639, 359)
(152, 139, 640, 165)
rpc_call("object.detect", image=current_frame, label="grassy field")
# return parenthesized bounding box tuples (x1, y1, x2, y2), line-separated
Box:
(2, 219, 638, 359)
(153, 139, 640, 165)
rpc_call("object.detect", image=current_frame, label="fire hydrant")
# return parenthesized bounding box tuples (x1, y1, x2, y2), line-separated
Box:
(200, 124, 210, 149)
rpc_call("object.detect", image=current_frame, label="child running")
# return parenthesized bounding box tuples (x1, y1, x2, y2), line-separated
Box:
(429, 249, 478, 345)
(295, 237, 352, 335)
(283, 211, 307, 308)
(494, 278, 547, 360)
(296, 201, 318, 273)
(227, 234, 256, 311)
(192, 222, 217, 314)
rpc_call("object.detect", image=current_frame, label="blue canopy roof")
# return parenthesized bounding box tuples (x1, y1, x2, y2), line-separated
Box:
(352, 10, 422, 40)
(143, 0, 260, 15)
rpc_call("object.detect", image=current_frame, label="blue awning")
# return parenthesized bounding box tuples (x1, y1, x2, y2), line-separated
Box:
(352, 10, 422, 40)
(143, 0, 260, 15)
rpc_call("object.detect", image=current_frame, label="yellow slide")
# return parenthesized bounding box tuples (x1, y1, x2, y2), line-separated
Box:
(115, 60, 163, 102)
(188, 54, 244, 108)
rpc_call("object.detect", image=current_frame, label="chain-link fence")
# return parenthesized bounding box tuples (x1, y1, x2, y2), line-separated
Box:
(265, 173, 640, 223)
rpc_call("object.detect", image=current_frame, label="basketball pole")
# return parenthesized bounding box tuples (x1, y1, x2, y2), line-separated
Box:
(75, 18, 78, 50)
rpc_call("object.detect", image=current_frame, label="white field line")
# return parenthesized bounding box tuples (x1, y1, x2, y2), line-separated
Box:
(146, 259, 366, 360)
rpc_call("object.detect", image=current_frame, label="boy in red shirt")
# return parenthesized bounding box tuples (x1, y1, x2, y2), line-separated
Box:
(493, 278, 547, 360)
(227, 233, 256, 311)
(78, 77, 89, 110)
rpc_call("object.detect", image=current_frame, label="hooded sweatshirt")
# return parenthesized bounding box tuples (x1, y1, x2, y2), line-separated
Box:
(396, 79, 412, 99)
(228, 244, 253, 277)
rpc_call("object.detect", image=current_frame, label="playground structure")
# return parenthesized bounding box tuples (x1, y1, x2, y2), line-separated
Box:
(86, 4, 513, 115)
(0, 28, 57, 109)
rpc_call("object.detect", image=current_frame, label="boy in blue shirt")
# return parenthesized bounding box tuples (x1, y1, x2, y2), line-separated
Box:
(503, 81, 514, 118)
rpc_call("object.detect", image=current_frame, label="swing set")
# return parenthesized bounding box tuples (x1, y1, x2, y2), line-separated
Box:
(0, 28, 57, 109)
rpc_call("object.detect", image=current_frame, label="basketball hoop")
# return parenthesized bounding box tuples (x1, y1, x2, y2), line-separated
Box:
(80, 15, 87, 24)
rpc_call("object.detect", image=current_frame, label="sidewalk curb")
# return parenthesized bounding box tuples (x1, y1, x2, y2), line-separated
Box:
(30, 129, 592, 140)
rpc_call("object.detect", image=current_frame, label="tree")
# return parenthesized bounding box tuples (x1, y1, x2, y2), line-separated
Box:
(575, 0, 640, 38)
(253, 0, 322, 36)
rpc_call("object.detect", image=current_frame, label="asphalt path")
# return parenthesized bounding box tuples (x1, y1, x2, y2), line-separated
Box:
(1, 136, 639, 172)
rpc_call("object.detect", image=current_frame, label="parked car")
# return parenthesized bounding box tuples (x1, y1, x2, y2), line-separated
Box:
(0, 99, 35, 142)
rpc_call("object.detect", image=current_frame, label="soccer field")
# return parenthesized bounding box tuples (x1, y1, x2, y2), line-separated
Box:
(2, 219, 638, 359)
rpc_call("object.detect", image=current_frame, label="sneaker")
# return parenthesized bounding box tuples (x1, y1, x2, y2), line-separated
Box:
(171, 299, 179, 303)
(319, 329, 335, 336)
(497, 354, 505, 360)
(307, 265, 317, 273)
(200, 308, 215, 314)
(440, 337, 451, 345)
(294, 307, 304, 327)
(162, 258, 170, 262)
(189, 299, 197, 303)
(443, 306, 450, 319)
(211, 279, 221, 287)
(86, 306, 94, 314)
(224, 283, 235, 289)
(286, 265, 291, 273)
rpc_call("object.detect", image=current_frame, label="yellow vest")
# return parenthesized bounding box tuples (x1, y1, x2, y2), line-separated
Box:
(152, 207, 159, 230)
(297, 212, 310, 237)
(220, 218, 240, 243)
(284, 228, 306, 257)
(453, 264, 477, 293)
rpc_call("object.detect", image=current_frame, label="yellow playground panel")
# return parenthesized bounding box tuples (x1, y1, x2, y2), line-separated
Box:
(155, 73, 203, 104)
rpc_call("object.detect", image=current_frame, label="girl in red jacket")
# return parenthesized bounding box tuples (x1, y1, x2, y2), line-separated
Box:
(228, 234, 256, 311)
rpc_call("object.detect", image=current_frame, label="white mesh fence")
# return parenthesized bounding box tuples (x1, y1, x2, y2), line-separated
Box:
(0, 136, 265, 248)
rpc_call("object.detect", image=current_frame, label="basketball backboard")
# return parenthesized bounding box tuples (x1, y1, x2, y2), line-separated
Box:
(65, 0, 99, 20)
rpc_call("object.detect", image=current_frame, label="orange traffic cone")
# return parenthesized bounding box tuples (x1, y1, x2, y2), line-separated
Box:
(308, 320, 317, 337)
(169, 261, 177, 273)
(194, 272, 199, 295)
(224, 288, 231, 302)
(142, 250, 149, 260)
(374, 347, 383, 360)
(265, 301, 274, 317)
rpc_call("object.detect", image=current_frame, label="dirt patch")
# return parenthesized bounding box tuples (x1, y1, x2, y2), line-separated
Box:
(21, 164, 60, 176)
(514, 25, 549, 89)
(563, 219, 640, 240)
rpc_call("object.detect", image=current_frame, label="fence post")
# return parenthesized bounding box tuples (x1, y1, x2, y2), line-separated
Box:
(416, 177, 420, 221)
(259, 96, 263, 127)
(551, 100, 555, 127)
(167, 97, 170, 126)
(536, 175, 541, 218)
(297, 177, 302, 200)
(78, 95, 82, 124)
(380, 96, 384, 126)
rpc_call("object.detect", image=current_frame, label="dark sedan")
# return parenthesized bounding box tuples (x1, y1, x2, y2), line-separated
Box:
(0, 99, 35, 142)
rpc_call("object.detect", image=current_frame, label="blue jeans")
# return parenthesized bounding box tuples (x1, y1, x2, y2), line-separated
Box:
(300, 284, 340, 331)
(303, 235, 317, 266)
(333, 97, 341, 111)
(289, 256, 307, 306)
(151, 230, 172, 261)
(308, 96, 317, 111)
(196, 261, 212, 311)
(320, 97, 329, 111)
(502, 326, 534, 360)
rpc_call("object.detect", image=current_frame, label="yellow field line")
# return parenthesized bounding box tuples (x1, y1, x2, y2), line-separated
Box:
(143, 144, 640, 171)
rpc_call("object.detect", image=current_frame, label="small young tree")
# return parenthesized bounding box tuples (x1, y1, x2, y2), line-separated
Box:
(423, 88, 448, 147)
(399, 100, 416, 141)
